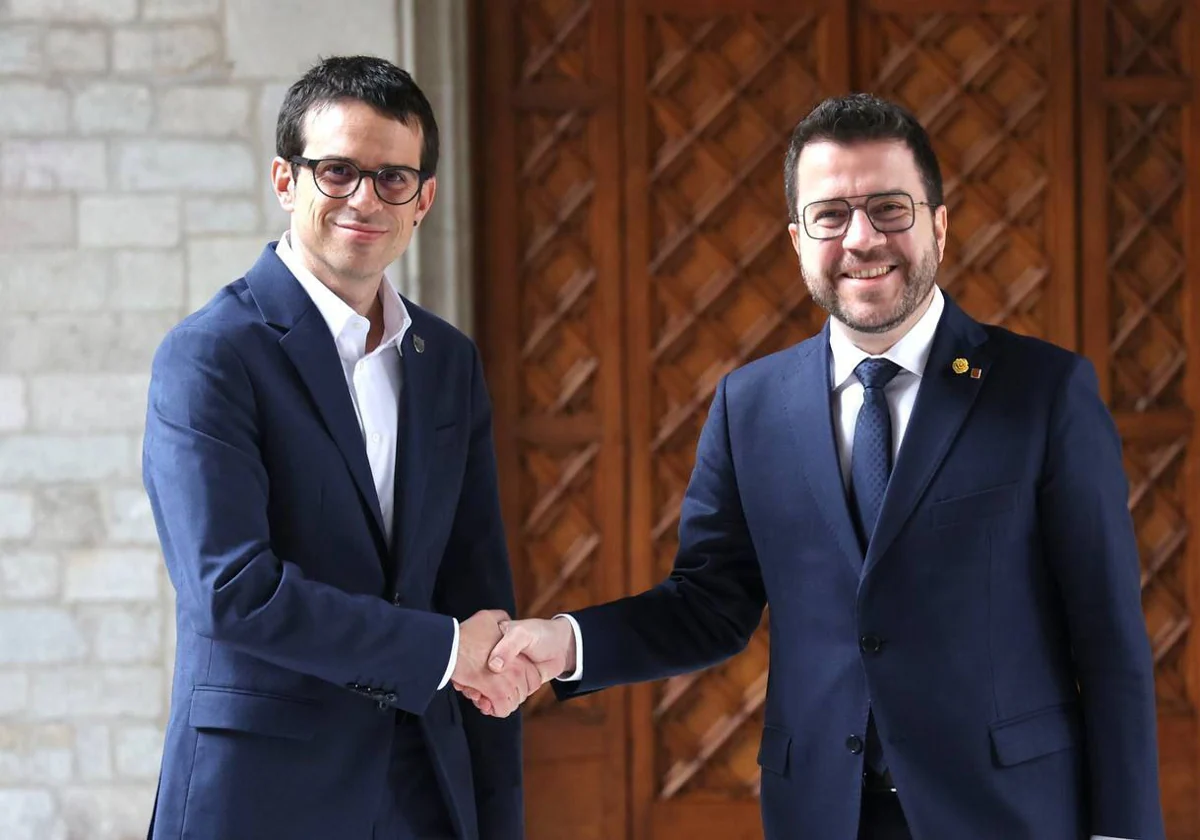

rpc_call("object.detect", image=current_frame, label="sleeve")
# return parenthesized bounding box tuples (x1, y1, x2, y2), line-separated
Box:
(1038, 356, 1165, 840)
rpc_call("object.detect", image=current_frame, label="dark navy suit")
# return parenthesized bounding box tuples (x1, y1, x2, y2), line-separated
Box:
(143, 245, 521, 839)
(556, 294, 1163, 839)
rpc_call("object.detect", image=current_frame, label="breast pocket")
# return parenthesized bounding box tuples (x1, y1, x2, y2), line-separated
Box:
(929, 482, 1018, 529)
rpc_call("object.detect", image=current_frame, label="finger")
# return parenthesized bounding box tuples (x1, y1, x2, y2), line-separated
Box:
(487, 627, 529, 672)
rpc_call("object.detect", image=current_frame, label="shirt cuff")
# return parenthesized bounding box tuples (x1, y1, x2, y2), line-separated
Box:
(551, 613, 583, 681)
(437, 617, 460, 690)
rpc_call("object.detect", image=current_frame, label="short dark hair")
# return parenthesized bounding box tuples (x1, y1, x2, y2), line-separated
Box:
(783, 93, 943, 223)
(276, 55, 440, 175)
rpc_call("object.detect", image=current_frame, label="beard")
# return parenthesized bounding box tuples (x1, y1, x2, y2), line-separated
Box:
(802, 240, 940, 334)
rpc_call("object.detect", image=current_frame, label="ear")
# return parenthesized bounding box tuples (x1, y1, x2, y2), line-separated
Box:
(787, 222, 801, 258)
(932, 203, 948, 262)
(412, 175, 437, 226)
(271, 156, 297, 213)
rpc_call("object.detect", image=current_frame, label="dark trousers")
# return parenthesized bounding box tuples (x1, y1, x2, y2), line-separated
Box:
(857, 789, 912, 840)
(372, 717, 457, 840)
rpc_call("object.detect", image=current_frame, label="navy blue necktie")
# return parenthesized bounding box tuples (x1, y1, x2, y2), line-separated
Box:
(849, 357, 900, 776)
(850, 358, 901, 551)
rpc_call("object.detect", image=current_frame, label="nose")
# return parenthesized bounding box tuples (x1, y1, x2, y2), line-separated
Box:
(841, 206, 886, 251)
(345, 173, 384, 213)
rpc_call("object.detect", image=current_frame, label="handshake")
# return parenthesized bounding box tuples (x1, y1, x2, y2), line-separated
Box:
(448, 611, 577, 718)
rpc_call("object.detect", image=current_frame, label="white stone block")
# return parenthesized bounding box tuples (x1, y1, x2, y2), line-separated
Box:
(0, 197, 75, 248)
(0, 435, 136, 484)
(10, 0, 136, 23)
(184, 197, 260, 234)
(0, 672, 30, 716)
(1, 311, 179, 374)
(0, 789, 67, 840)
(116, 141, 255, 193)
(100, 487, 158, 545)
(60, 785, 156, 840)
(30, 374, 149, 432)
(0, 27, 42, 74)
(72, 84, 151, 135)
(114, 725, 162, 779)
(34, 487, 104, 546)
(74, 724, 111, 781)
(0, 377, 28, 431)
(0, 250, 111, 313)
(112, 250, 186, 311)
(0, 83, 70, 134)
(26, 724, 74, 784)
(29, 667, 163, 719)
(79, 196, 179, 247)
(1, 140, 107, 192)
(159, 86, 252, 137)
(144, 0, 221, 19)
(186, 235, 265, 311)
(64, 549, 159, 602)
(113, 25, 222, 76)
(0, 608, 86, 664)
(0, 491, 35, 540)
(0, 549, 61, 601)
(77, 605, 161, 663)
(46, 29, 107, 74)
(226, 0, 397, 79)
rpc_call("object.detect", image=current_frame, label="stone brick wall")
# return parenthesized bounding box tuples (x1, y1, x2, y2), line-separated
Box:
(0, 2, 470, 837)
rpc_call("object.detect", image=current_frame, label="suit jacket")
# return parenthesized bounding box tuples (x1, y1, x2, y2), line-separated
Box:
(142, 245, 522, 840)
(555, 294, 1163, 840)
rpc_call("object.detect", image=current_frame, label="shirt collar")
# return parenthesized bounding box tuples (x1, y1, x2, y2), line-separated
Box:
(829, 285, 945, 392)
(275, 231, 412, 362)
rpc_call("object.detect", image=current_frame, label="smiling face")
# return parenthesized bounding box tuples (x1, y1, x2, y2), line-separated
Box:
(787, 139, 947, 349)
(271, 98, 436, 305)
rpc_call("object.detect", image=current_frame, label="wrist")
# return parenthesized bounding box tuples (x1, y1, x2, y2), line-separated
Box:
(552, 616, 576, 676)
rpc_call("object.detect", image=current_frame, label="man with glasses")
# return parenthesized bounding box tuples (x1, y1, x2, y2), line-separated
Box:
(478, 94, 1164, 839)
(142, 55, 536, 839)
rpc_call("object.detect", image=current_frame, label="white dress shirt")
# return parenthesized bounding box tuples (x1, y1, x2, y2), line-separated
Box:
(276, 233, 459, 690)
(556, 285, 1131, 838)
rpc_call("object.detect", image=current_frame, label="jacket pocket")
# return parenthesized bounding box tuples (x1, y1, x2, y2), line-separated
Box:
(930, 482, 1018, 529)
(188, 686, 321, 741)
(757, 725, 792, 776)
(989, 702, 1081, 767)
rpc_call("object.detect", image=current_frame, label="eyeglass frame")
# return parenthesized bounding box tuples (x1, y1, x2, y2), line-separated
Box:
(799, 191, 939, 241)
(288, 155, 430, 206)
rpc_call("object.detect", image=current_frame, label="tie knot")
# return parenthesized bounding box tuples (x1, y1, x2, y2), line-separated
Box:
(855, 357, 901, 390)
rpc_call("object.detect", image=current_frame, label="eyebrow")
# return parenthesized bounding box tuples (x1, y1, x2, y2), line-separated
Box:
(309, 154, 419, 171)
(808, 189, 911, 204)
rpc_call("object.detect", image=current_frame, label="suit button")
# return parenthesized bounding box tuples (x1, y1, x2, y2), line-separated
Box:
(392, 594, 402, 606)
(384, 692, 397, 703)
(859, 635, 883, 654)
(846, 735, 864, 755)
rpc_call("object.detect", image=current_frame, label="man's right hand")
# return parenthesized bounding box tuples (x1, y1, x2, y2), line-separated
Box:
(457, 617, 577, 716)
(450, 610, 543, 718)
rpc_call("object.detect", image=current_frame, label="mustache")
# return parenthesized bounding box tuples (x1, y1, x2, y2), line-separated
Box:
(837, 250, 904, 273)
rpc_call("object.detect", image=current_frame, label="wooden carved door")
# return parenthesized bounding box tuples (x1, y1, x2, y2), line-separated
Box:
(472, 0, 1200, 837)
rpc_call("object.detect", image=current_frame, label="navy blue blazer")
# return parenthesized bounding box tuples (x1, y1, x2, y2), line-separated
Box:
(556, 295, 1163, 839)
(143, 245, 521, 840)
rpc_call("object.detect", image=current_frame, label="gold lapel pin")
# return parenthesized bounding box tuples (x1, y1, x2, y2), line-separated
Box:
(413, 335, 425, 354)
(970, 368, 982, 379)
(951, 357, 969, 375)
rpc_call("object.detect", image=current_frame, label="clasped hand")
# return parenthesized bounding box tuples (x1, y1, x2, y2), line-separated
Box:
(451, 614, 576, 717)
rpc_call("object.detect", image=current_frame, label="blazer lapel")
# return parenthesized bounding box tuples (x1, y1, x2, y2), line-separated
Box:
(784, 326, 864, 574)
(863, 295, 992, 575)
(392, 317, 436, 590)
(246, 245, 388, 553)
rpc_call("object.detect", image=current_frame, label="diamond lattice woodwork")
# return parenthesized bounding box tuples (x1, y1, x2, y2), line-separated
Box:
(641, 11, 833, 800)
